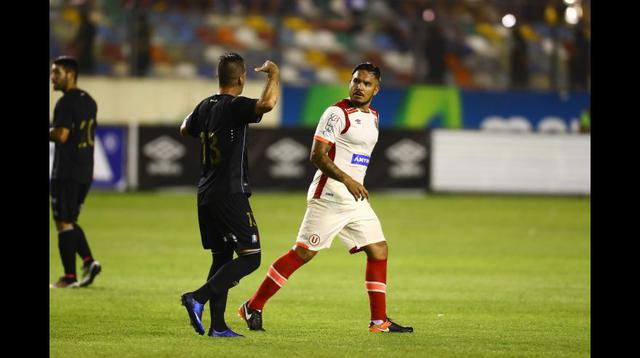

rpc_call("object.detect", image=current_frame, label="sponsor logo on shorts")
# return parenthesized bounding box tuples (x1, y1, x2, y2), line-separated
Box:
(251, 234, 258, 243)
(350, 154, 370, 167)
(309, 234, 320, 246)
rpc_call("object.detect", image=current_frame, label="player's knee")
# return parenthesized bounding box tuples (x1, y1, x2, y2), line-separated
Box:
(55, 220, 74, 232)
(242, 251, 261, 272)
(364, 241, 388, 260)
(237, 248, 261, 268)
(294, 246, 317, 262)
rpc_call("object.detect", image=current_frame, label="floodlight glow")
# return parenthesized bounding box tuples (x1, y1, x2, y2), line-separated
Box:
(563, 0, 577, 5)
(565, 6, 580, 24)
(502, 14, 516, 28)
(423, 9, 436, 22)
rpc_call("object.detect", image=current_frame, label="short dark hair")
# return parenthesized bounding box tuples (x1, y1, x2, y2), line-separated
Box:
(352, 62, 381, 82)
(53, 56, 79, 81)
(218, 53, 245, 87)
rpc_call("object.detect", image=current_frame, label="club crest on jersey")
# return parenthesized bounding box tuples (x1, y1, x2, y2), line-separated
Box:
(350, 154, 370, 167)
(309, 234, 320, 246)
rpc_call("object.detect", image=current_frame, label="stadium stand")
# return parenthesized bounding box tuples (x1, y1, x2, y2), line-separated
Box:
(49, 0, 590, 91)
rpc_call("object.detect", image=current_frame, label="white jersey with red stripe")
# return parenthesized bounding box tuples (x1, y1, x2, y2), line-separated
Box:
(307, 99, 379, 203)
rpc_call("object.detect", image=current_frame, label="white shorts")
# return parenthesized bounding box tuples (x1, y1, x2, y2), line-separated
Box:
(295, 198, 386, 252)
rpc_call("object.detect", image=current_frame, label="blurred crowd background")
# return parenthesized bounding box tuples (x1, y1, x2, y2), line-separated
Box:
(49, 0, 590, 92)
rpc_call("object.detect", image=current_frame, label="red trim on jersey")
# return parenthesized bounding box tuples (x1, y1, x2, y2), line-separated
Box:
(371, 107, 379, 128)
(341, 115, 351, 134)
(312, 144, 336, 199)
(313, 135, 332, 144)
(334, 99, 354, 135)
(313, 175, 329, 199)
(334, 99, 353, 109)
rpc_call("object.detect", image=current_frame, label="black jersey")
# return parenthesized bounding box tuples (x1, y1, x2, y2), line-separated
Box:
(185, 94, 262, 204)
(51, 88, 98, 183)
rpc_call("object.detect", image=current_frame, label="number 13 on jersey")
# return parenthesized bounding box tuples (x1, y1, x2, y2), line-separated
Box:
(199, 131, 222, 166)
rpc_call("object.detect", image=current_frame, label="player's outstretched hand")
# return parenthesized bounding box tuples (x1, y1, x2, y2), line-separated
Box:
(344, 177, 369, 201)
(255, 60, 279, 76)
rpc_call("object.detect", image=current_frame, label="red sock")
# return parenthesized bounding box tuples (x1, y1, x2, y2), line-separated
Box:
(365, 258, 387, 322)
(248, 249, 305, 310)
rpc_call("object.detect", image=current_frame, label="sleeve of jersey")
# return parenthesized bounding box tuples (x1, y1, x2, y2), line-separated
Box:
(184, 108, 199, 138)
(231, 96, 263, 124)
(53, 97, 73, 129)
(313, 107, 345, 145)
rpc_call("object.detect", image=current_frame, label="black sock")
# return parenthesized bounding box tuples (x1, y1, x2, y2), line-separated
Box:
(58, 229, 78, 279)
(194, 252, 261, 330)
(205, 251, 233, 332)
(193, 250, 232, 303)
(74, 224, 94, 266)
(196, 252, 261, 299)
(211, 290, 229, 332)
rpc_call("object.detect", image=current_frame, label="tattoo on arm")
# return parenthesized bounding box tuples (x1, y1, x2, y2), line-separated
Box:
(311, 140, 350, 183)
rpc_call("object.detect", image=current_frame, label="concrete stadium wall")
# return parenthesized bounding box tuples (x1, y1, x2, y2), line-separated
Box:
(430, 130, 590, 195)
(49, 77, 281, 127)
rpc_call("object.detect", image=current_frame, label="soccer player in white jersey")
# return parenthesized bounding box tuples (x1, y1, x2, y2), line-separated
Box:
(238, 63, 413, 333)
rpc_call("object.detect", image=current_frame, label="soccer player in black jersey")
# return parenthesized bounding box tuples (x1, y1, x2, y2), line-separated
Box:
(49, 56, 102, 288)
(179, 53, 279, 337)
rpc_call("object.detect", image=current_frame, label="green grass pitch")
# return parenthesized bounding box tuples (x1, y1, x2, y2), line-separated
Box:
(50, 191, 590, 357)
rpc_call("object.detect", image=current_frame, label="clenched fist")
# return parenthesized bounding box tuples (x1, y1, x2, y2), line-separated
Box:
(254, 60, 279, 77)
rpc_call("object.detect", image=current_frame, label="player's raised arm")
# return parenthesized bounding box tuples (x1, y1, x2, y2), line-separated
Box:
(254, 60, 280, 115)
(310, 139, 369, 201)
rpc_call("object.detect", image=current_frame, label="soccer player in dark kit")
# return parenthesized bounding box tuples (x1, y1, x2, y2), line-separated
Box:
(179, 53, 279, 337)
(49, 56, 102, 288)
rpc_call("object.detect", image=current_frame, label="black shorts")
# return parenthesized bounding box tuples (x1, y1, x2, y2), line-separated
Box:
(198, 193, 260, 252)
(50, 178, 91, 222)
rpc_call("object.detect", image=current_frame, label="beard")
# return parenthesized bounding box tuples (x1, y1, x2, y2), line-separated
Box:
(53, 80, 65, 91)
(350, 95, 371, 107)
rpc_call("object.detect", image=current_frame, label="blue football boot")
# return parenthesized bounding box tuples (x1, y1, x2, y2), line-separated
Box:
(181, 292, 205, 335)
(208, 328, 244, 338)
